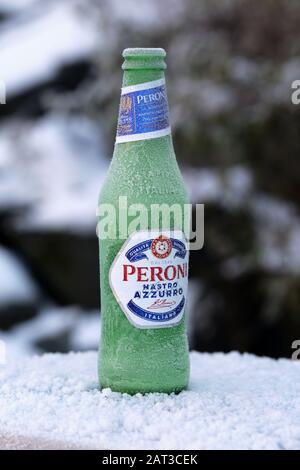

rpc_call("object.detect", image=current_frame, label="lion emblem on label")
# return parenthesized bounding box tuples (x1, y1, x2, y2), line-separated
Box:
(120, 95, 132, 113)
(151, 235, 172, 259)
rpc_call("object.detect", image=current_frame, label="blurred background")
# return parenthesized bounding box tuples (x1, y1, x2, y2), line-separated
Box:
(0, 0, 300, 360)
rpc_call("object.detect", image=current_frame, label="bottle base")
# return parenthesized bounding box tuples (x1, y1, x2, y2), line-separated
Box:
(100, 379, 188, 395)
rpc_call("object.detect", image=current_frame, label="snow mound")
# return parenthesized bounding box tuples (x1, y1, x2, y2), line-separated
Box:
(0, 351, 299, 450)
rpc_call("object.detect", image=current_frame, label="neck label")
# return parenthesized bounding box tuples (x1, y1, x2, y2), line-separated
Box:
(109, 230, 189, 329)
(116, 78, 171, 144)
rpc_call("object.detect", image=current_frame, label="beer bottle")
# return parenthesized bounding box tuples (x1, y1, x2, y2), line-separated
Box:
(98, 48, 189, 394)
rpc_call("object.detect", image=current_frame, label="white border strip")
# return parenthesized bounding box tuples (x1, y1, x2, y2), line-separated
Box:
(116, 126, 171, 144)
(121, 78, 166, 95)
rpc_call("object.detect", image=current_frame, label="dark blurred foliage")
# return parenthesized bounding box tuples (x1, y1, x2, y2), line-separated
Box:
(0, 0, 300, 357)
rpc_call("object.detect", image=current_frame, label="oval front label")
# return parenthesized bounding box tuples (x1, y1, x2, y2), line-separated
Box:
(109, 230, 189, 329)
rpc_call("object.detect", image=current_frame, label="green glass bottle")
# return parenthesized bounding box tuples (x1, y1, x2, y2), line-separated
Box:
(98, 48, 190, 394)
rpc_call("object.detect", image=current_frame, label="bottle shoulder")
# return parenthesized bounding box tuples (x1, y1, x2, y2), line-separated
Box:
(99, 138, 188, 206)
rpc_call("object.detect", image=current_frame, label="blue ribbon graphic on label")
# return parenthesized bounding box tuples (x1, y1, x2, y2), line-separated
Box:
(116, 79, 170, 143)
(171, 239, 187, 259)
(127, 296, 185, 322)
(125, 238, 186, 262)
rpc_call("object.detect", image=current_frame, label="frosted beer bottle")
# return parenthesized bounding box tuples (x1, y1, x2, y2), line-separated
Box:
(98, 48, 189, 394)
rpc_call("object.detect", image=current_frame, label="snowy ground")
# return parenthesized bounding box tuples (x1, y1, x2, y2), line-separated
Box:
(0, 351, 299, 450)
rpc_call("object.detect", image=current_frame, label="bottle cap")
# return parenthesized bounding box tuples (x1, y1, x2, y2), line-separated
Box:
(122, 48, 167, 70)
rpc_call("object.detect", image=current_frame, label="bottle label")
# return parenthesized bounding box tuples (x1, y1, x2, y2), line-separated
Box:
(109, 230, 189, 329)
(116, 78, 171, 144)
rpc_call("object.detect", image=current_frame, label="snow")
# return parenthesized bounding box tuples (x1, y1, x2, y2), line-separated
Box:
(0, 307, 100, 359)
(0, 2, 98, 96)
(229, 57, 259, 83)
(184, 168, 222, 202)
(0, 114, 108, 231)
(183, 165, 253, 205)
(185, 166, 300, 275)
(0, 351, 299, 450)
(0, 0, 38, 14)
(251, 195, 300, 273)
(109, 0, 183, 28)
(71, 313, 101, 351)
(0, 245, 38, 304)
(109, 0, 159, 26)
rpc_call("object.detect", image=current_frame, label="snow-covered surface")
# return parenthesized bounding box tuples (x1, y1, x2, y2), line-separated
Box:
(0, 245, 38, 304)
(0, 1, 98, 96)
(0, 351, 299, 450)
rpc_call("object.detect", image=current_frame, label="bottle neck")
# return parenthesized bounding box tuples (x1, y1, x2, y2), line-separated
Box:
(122, 69, 165, 87)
